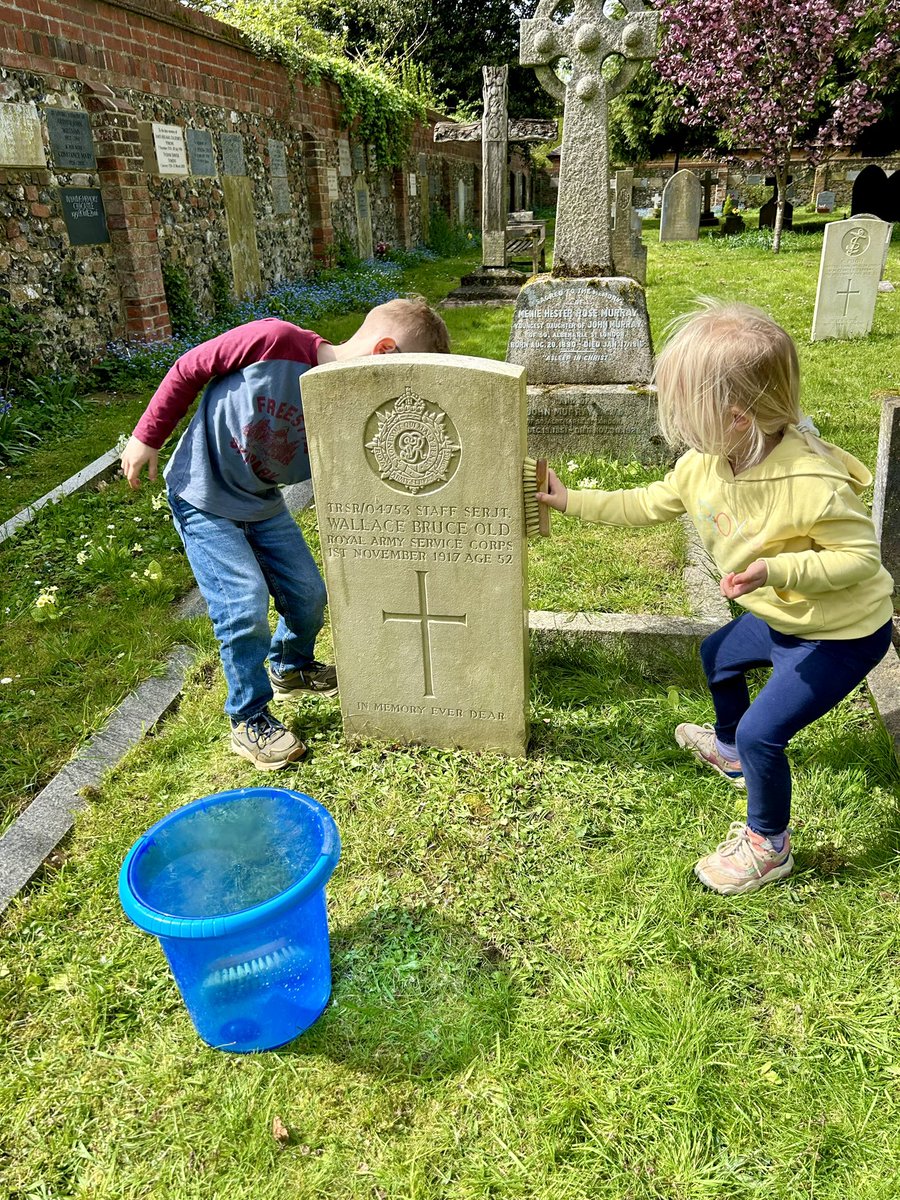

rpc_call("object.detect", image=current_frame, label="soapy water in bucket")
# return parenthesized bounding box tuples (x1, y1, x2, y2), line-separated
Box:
(139, 792, 322, 919)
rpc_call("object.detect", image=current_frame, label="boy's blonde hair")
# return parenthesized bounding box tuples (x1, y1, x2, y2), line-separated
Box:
(654, 298, 800, 464)
(365, 296, 451, 354)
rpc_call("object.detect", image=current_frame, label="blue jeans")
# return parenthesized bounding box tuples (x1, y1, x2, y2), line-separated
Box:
(701, 613, 892, 836)
(168, 493, 327, 721)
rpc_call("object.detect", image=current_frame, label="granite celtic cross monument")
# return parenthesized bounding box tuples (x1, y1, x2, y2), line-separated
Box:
(435, 66, 557, 302)
(301, 355, 530, 756)
(507, 0, 664, 462)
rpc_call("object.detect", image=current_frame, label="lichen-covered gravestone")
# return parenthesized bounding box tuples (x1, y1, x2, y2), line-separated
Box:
(811, 217, 885, 341)
(872, 394, 900, 603)
(301, 355, 530, 756)
(659, 169, 702, 242)
(506, 0, 664, 462)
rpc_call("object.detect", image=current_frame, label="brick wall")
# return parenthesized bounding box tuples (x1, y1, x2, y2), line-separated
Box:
(0, 0, 480, 367)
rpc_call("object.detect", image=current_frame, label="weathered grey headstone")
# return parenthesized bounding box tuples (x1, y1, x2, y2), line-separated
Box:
(271, 175, 292, 215)
(186, 128, 216, 177)
(812, 217, 885, 341)
(60, 187, 109, 245)
(660, 169, 702, 242)
(872, 394, 900, 602)
(221, 132, 246, 176)
(508, 276, 652, 385)
(520, 0, 657, 276)
(611, 168, 646, 285)
(352, 143, 366, 173)
(508, 0, 658, 460)
(457, 176, 467, 224)
(0, 101, 46, 167)
(326, 167, 339, 201)
(268, 138, 287, 177)
(222, 175, 261, 296)
(354, 183, 374, 258)
(759, 176, 794, 230)
(417, 152, 430, 243)
(846, 169, 860, 182)
(151, 123, 188, 175)
(338, 138, 352, 177)
(45, 108, 96, 170)
(699, 169, 718, 226)
(816, 190, 836, 213)
(301, 355, 529, 756)
(435, 65, 556, 301)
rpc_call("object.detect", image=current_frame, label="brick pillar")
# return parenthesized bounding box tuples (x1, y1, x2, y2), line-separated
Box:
(83, 82, 170, 341)
(302, 132, 334, 265)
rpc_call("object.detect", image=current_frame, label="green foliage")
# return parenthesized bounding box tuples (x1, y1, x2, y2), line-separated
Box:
(426, 209, 478, 257)
(208, 263, 235, 322)
(161, 261, 201, 338)
(0, 302, 38, 391)
(190, 0, 426, 167)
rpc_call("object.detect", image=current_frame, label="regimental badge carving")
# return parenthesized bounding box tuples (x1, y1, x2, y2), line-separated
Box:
(365, 387, 461, 494)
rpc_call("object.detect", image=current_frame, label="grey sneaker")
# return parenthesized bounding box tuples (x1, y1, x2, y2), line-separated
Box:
(675, 722, 746, 788)
(230, 708, 307, 771)
(270, 661, 338, 698)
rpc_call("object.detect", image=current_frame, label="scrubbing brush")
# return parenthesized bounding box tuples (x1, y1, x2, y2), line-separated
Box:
(522, 456, 551, 538)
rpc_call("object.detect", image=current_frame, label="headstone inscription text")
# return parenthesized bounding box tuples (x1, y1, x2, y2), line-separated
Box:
(268, 138, 287, 177)
(186, 128, 216, 176)
(326, 167, 339, 201)
(301, 355, 529, 756)
(60, 187, 109, 245)
(45, 108, 96, 170)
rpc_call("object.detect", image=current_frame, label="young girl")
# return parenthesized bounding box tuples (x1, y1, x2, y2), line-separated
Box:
(537, 300, 894, 895)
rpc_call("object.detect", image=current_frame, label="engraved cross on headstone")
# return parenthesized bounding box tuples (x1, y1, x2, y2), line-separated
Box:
(435, 66, 557, 269)
(383, 570, 467, 698)
(836, 278, 860, 317)
(521, 0, 657, 276)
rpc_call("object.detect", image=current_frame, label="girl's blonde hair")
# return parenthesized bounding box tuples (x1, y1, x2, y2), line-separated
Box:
(654, 298, 800, 464)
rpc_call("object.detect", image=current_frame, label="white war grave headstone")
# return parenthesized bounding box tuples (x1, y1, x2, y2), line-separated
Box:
(435, 66, 557, 303)
(811, 217, 885, 341)
(506, 0, 664, 462)
(301, 355, 529, 756)
(659, 169, 702, 242)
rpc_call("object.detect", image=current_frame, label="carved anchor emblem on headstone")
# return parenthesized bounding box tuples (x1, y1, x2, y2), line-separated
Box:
(521, 0, 658, 276)
(383, 571, 467, 698)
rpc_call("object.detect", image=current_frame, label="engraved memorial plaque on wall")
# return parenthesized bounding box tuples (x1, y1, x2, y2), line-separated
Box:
(326, 167, 339, 201)
(268, 138, 287, 177)
(0, 101, 46, 167)
(60, 187, 110, 245)
(45, 108, 96, 171)
(152, 123, 189, 176)
(186, 128, 217, 177)
(271, 175, 292, 216)
(221, 133, 246, 176)
(408, 173, 417, 197)
(338, 137, 352, 178)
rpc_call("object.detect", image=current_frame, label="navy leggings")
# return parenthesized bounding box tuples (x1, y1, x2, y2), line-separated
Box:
(700, 613, 893, 836)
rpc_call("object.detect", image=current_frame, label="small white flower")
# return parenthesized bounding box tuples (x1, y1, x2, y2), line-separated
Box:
(76, 550, 90, 565)
(132, 543, 143, 553)
(151, 494, 166, 511)
(578, 477, 600, 489)
(566, 459, 579, 472)
(0, 677, 12, 685)
(130, 571, 138, 579)
(4, 607, 10, 615)
(133, 516, 142, 523)
(107, 524, 115, 530)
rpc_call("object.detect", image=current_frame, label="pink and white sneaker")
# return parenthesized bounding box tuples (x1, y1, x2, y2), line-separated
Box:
(675, 722, 745, 789)
(694, 823, 793, 895)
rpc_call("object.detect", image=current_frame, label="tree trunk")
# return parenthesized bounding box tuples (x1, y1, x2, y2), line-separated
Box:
(773, 159, 789, 254)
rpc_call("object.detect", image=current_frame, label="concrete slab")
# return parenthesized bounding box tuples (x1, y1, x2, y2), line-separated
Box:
(0, 448, 121, 546)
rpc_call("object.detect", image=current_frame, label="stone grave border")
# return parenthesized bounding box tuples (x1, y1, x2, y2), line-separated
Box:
(0, 447, 123, 546)
(1, 469, 898, 914)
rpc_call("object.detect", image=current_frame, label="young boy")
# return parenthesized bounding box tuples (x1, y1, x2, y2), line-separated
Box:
(121, 297, 451, 770)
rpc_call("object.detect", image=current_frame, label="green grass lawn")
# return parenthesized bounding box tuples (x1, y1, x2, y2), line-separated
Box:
(2, 225, 899, 1199)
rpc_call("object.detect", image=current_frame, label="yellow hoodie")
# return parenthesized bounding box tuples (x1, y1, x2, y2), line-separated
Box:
(565, 426, 894, 640)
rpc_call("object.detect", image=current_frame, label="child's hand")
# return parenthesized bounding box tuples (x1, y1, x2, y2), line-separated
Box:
(121, 436, 159, 490)
(721, 560, 768, 599)
(535, 467, 568, 512)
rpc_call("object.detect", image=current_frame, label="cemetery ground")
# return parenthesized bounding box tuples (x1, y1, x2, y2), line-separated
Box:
(1, 221, 900, 1198)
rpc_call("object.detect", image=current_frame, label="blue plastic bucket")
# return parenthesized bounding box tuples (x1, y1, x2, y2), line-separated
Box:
(118, 787, 340, 1053)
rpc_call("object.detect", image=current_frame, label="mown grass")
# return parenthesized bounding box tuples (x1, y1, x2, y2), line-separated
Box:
(2, 223, 899, 1199)
(1, 636, 898, 1199)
